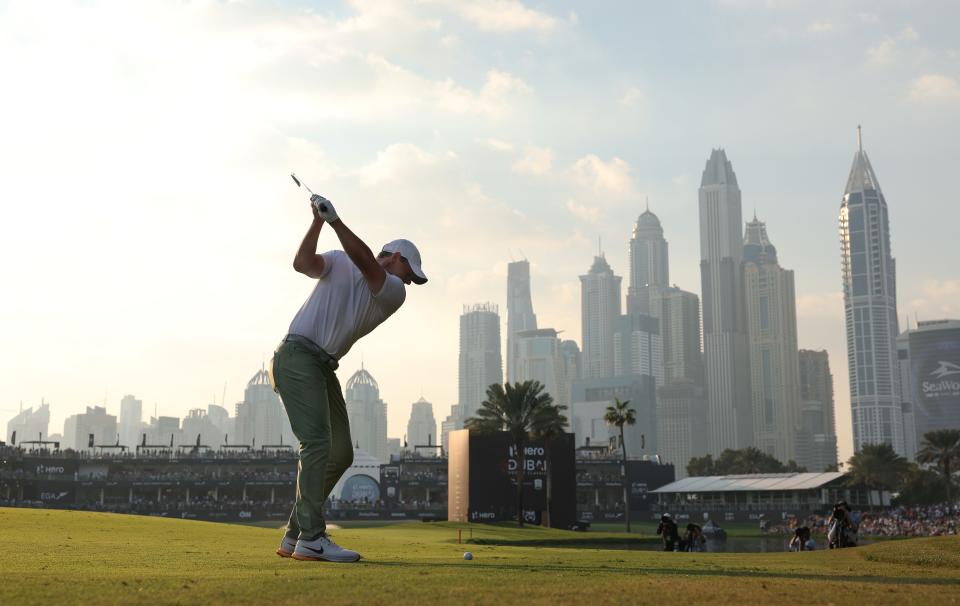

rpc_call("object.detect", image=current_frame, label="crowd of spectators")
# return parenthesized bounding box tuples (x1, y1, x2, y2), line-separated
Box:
(765, 504, 960, 537)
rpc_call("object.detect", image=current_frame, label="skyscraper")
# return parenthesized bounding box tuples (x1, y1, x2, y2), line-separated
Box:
(235, 368, 295, 447)
(580, 255, 622, 379)
(797, 349, 839, 471)
(660, 288, 704, 386)
(63, 406, 117, 451)
(5, 402, 50, 445)
(627, 204, 669, 316)
(839, 127, 905, 455)
(514, 327, 567, 409)
(897, 319, 960, 456)
(406, 397, 438, 455)
(118, 394, 143, 448)
(743, 217, 801, 463)
(458, 303, 503, 420)
(345, 367, 389, 463)
(507, 260, 538, 383)
(699, 148, 753, 452)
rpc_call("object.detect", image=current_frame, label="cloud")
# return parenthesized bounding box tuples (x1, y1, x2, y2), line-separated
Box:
(866, 26, 919, 66)
(570, 155, 635, 197)
(485, 138, 515, 152)
(432, 69, 533, 117)
(806, 19, 834, 35)
(512, 145, 554, 176)
(619, 86, 645, 108)
(908, 74, 960, 103)
(354, 143, 441, 185)
(905, 280, 960, 318)
(445, 0, 558, 32)
(566, 199, 601, 223)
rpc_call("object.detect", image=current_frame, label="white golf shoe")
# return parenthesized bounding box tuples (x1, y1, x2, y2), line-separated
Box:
(276, 534, 298, 558)
(291, 534, 361, 563)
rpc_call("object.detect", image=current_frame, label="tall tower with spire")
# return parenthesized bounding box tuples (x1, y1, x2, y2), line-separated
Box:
(627, 200, 669, 316)
(699, 148, 753, 453)
(839, 127, 904, 455)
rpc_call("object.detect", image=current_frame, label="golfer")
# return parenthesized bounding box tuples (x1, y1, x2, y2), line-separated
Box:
(271, 193, 426, 562)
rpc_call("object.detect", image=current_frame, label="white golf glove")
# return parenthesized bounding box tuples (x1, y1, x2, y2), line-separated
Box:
(311, 194, 339, 223)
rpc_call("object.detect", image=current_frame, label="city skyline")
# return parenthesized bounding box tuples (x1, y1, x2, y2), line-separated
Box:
(4, 2, 960, 466)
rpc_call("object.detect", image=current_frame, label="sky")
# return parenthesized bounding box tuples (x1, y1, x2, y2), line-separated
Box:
(2, 0, 959, 464)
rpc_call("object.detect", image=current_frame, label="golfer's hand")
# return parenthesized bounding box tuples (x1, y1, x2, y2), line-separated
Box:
(311, 194, 339, 223)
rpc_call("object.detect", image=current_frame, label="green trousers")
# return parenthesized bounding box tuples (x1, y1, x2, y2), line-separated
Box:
(270, 340, 353, 540)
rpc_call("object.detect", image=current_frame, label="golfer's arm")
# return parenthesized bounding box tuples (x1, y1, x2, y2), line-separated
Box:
(329, 220, 386, 293)
(293, 218, 326, 278)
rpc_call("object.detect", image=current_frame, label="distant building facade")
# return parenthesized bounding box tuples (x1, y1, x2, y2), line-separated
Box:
(406, 397, 438, 455)
(580, 255, 622, 380)
(897, 319, 960, 455)
(345, 368, 389, 463)
(235, 368, 295, 448)
(118, 395, 143, 448)
(514, 328, 568, 409)
(699, 148, 753, 453)
(458, 303, 503, 420)
(797, 349, 840, 471)
(506, 260, 538, 383)
(627, 206, 669, 317)
(656, 379, 708, 479)
(743, 217, 801, 464)
(5, 402, 50, 446)
(63, 406, 117, 451)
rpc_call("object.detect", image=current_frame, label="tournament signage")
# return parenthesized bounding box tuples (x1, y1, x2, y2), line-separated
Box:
(920, 361, 960, 400)
(910, 325, 960, 434)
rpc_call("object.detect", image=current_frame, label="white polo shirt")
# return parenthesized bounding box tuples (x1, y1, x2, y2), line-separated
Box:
(288, 250, 406, 360)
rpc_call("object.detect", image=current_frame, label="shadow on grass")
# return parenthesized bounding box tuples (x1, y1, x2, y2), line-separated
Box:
(358, 560, 960, 586)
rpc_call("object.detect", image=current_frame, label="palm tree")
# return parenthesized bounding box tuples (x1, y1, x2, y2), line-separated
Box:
(465, 380, 560, 527)
(917, 429, 960, 503)
(846, 443, 910, 493)
(530, 403, 569, 527)
(604, 397, 636, 533)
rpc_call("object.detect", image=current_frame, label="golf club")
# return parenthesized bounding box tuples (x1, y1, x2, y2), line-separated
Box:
(291, 173, 331, 212)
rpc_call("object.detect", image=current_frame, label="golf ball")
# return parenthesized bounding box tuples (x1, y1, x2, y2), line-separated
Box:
(463, 552, 473, 560)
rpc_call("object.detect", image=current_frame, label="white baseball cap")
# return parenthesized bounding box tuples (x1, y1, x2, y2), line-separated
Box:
(382, 239, 427, 285)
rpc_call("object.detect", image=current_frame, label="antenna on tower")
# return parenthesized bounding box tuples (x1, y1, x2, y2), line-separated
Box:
(222, 382, 227, 408)
(645, 196, 649, 212)
(857, 124, 862, 152)
(598, 235, 603, 257)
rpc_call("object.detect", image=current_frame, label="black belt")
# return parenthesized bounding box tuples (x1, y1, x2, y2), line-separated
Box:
(282, 334, 339, 370)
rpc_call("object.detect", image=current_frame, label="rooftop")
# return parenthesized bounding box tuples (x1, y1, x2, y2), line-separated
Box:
(652, 472, 846, 493)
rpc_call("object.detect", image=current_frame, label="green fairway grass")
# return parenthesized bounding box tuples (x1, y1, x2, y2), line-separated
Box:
(1, 508, 958, 605)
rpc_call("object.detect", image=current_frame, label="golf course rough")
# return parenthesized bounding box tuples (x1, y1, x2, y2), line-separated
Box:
(0, 508, 958, 605)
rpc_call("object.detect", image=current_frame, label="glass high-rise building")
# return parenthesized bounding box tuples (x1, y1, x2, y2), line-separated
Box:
(699, 148, 753, 453)
(839, 127, 904, 455)
(743, 217, 801, 464)
(406, 397, 438, 455)
(797, 349, 839, 471)
(897, 319, 960, 455)
(627, 204, 669, 317)
(345, 367, 389, 463)
(580, 255, 622, 379)
(458, 303, 503, 420)
(506, 260, 538, 383)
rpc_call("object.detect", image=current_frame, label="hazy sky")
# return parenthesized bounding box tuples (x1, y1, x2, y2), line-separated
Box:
(3, 1, 959, 463)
